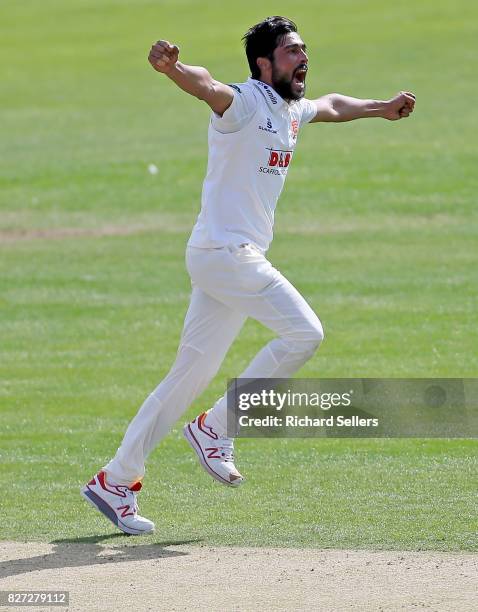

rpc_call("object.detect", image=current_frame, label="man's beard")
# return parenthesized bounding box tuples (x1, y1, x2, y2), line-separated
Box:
(271, 63, 305, 101)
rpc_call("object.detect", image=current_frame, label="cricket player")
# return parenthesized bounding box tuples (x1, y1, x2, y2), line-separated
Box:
(81, 16, 415, 534)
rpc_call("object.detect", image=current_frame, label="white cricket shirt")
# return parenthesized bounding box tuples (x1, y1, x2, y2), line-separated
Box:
(187, 78, 317, 252)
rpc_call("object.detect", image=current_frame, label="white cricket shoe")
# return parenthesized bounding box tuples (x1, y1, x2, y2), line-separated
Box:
(183, 413, 244, 487)
(80, 471, 155, 535)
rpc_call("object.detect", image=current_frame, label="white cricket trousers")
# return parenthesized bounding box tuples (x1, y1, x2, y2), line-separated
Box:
(103, 244, 324, 485)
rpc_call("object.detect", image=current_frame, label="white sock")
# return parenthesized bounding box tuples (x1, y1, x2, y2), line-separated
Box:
(204, 407, 228, 438)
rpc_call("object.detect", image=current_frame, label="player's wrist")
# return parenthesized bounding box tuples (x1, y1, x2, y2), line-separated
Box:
(378, 99, 392, 118)
(164, 60, 180, 78)
(366, 99, 388, 118)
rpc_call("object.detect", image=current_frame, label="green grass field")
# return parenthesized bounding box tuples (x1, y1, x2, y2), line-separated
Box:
(1, 1, 477, 550)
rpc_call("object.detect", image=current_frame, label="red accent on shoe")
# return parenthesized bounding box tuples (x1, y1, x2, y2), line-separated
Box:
(197, 413, 219, 440)
(205, 447, 221, 459)
(97, 471, 108, 489)
(97, 471, 127, 497)
(88, 478, 95, 485)
(117, 504, 135, 518)
(129, 481, 142, 492)
(186, 424, 231, 486)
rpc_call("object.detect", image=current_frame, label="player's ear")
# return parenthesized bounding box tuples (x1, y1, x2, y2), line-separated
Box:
(256, 57, 271, 77)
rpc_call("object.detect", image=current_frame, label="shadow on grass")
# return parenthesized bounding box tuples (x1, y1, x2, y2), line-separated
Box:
(0, 535, 202, 579)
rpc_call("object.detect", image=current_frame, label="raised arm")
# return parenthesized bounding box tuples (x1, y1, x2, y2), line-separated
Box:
(148, 40, 233, 116)
(310, 92, 416, 123)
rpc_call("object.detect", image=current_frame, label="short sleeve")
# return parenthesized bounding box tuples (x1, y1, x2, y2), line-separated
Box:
(298, 97, 318, 126)
(211, 83, 258, 134)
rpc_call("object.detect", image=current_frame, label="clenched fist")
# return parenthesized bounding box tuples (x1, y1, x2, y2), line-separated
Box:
(148, 40, 180, 74)
(383, 91, 416, 121)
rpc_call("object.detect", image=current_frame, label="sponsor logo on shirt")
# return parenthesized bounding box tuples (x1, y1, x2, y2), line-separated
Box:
(257, 82, 278, 104)
(291, 119, 299, 139)
(259, 117, 278, 134)
(259, 148, 293, 176)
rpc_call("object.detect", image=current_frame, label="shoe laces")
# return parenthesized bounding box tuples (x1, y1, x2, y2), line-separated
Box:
(117, 486, 139, 515)
(129, 490, 140, 514)
(218, 437, 235, 463)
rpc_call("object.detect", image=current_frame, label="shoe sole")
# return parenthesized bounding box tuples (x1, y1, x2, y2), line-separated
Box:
(183, 424, 243, 487)
(80, 486, 154, 536)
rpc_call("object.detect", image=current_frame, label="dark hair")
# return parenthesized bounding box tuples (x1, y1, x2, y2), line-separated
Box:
(242, 16, 298, 79)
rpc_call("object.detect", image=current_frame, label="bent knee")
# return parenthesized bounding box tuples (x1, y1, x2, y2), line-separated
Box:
(310, 321, 325, 347)
(304, 317, 325, 348)
(287, 320, 324, 357)
(302, 330, 324, 357)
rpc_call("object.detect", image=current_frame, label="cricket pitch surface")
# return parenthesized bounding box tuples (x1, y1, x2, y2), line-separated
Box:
(1, 541, 477, 611)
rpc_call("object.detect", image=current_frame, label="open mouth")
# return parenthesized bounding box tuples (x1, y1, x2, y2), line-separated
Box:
(293, 66, 308, 86)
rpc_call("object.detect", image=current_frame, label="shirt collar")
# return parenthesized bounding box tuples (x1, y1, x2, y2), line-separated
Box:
(249, 78, 289, 112)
